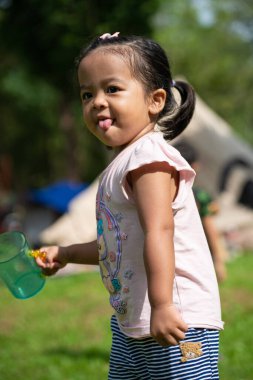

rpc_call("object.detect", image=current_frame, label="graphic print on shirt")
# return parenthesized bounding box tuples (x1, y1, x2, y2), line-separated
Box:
(96, 185, 128, 314)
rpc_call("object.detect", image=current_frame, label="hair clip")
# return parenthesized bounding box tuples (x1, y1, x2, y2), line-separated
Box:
(100, 32, 120, 40)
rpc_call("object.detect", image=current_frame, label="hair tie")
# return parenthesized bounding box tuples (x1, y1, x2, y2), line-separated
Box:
(100, 32, 120, 40)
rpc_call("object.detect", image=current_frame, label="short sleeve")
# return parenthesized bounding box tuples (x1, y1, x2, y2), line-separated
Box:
(119, 132, 196, 209)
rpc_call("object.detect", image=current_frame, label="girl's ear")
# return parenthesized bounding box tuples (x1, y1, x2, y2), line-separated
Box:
(148, 89, 166, 115)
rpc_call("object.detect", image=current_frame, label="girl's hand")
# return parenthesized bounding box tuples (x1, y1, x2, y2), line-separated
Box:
(36, 246, 69, 276)
(150, 304, 188, 346)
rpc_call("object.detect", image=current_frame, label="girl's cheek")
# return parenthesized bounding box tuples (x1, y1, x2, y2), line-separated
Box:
(82, 108, 88, 121)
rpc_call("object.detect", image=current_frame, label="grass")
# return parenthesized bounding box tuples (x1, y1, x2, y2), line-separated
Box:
(0, 272, 112, 380)
(219, 251, 253, 380)
(0, 252, 252, 380)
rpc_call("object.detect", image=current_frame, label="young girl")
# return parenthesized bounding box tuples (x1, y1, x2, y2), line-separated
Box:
(37, 33, 223, 379)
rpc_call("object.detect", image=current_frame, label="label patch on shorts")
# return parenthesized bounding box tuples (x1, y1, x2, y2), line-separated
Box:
(180, 342, 203, 362)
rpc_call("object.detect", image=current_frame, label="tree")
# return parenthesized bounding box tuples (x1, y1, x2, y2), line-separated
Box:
(0, 0, 160, 189)
(1, 0, 252, 190)
(153, 0, 253, 145)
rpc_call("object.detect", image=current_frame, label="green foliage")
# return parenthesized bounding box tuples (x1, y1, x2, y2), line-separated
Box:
(0, 0, 252, 189)
(0, 0, 160, 188)
(0, 66, 64, 188)
(0, 0, 159, 86)
(154, 0, 253, 145)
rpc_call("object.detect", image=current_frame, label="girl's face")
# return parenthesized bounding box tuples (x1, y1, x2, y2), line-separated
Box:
(78, 50, 165, 149)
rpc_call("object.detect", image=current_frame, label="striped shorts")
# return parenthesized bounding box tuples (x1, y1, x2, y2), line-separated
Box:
(109, 315, 219, 380)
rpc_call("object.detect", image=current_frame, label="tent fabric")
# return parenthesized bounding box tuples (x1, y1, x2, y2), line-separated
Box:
(30, 180, 89, 214)
(40, 179, 98, 246)
(175, 95, 253, 198)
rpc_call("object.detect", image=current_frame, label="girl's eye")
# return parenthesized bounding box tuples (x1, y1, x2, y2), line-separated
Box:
(107, 86, 119, 94)
(82, 92, 92, 101)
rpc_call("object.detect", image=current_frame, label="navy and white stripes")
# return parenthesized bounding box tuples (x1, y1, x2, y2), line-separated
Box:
(109, 315, 219, 379)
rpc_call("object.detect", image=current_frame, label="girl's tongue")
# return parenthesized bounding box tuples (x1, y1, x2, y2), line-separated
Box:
(98, 119, 113, 131)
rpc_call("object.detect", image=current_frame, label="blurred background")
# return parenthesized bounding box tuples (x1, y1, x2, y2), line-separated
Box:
(0, 0, 252, 247)
(0, 0, 253, 379)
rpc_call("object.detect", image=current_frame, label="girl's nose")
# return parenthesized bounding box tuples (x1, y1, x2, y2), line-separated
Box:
(93, 92, 107, 109)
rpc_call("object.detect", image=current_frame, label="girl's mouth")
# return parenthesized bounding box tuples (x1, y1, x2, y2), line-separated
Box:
(98, 118, 113, 131)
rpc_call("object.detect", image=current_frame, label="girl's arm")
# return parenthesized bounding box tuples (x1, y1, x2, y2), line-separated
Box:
(130, 161, 188, 346)
(36, 240, 99, 276)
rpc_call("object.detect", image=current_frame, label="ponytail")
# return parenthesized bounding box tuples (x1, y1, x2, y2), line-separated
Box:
(158, 80, 196, 141)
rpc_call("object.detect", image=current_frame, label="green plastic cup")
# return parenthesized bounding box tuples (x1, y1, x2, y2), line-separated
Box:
(0, 231, 45, 299)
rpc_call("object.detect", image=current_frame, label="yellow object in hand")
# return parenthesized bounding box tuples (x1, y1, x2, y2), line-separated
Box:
(30, 250, 47, 262)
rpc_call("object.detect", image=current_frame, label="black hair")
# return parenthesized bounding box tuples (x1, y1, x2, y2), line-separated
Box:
(75, 34, 196, 141)
(173, 141, 199, 165)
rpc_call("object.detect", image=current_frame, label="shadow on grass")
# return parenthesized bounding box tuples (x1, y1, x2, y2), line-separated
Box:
(44, 347, 110, 362)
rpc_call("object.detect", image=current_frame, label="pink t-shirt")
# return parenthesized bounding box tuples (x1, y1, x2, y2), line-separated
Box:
(96, 131, 223, 338)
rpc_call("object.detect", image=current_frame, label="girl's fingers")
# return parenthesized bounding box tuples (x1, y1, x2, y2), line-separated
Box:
(35, 256, 48, 268)
(156, 326, 188, 346)
(42, 268, 58, 276)
(179, 320, 188, 332)
(41, 262, 62, 276)
(158, 335, 179, 347)
(174, 328, 186, 342)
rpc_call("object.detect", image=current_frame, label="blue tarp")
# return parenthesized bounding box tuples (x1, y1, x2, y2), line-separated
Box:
(30, 180, 89, 213)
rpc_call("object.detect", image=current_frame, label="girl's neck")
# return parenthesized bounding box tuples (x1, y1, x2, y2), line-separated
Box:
(109, 129, 157, 162)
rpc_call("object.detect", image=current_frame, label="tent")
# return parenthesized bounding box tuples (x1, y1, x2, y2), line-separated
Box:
(177, 95, 253, 198)
(30, 180, 89, 214)
(40, 179, 98, 246)
(175, 94, 253, 249)
(40, 93, 253, 251)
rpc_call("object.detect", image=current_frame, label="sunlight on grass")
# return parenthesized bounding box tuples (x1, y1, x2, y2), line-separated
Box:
(0, 252, 252, 379)
(0, 272, 111, 380)
(219, 252, 253, 380)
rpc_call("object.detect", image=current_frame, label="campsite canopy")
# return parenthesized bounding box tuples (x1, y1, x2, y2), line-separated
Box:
(30, 180, 89, 214)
